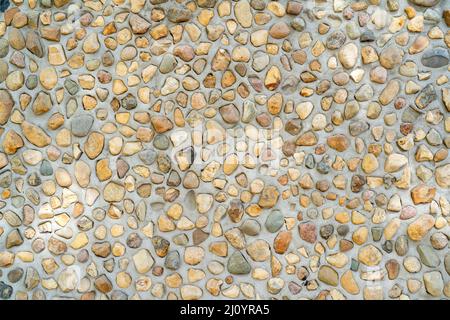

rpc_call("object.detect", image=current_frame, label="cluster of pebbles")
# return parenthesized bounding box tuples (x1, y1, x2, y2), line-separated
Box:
(0, 0, 450, 300)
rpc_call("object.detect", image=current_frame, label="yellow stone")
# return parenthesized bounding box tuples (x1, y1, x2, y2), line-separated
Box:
(70, 232, 89, 249)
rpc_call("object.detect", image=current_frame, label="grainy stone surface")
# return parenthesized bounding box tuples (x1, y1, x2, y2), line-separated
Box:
(0, 0, 449, 301)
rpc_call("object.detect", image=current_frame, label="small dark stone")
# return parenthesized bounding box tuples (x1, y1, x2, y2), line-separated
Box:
(250, 0, 266, 10)
(193, 228, 209, 245)
(350, 259, 359, 271)
(139, 149, 157, 165)
(337, 225, 349, 236)
(351, 174, 366, 193)
(349, 120, 370, 136)
(71, 114, 94, 137)
(360, 30, 375, 42)
(121, 94, 137, 110)
(401, 106, 420, 123)
(40, 160, 53, 176)
(240, 219, 261, 236)
(415, 84, 436, 109)
(265, 210, 284, 233)
(385, 259, 400, 280)
(127, 233, 143, 249)
(165, 251, 181, 270)
(26, 74, 38, 89)
(316, 156, 330, 174)
(326, 31, 346, 49)
(0, 281, 13, 299)
(319, 224, 334, 239)
(291, 17, 306, 31)
(153, 134, 170, 150)
(421, 48, 449, 68)
(167, 170, 181, 187)
(0, 0, 9, 13)
(285, 119, 302, 135)
(227, 251, 251, 275)
(152, 236, 170, 257)
(77, 249, 89, 263)
(382, 240, 393, 253)
(111, 290, 128, 300)
(417, 245, 440, 267)
(64, 78, 79, 95)
(167, 5, 192, 23)
(7, 268, 23, 283)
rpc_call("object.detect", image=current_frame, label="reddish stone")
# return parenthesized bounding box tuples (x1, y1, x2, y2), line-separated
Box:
(299, 223, 317, 243)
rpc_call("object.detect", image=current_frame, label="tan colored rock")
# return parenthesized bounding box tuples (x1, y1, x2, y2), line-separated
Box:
(103, 182, 125, 202)
(338, 43, 358, 69)
(407, 214, 435, 241)
(358, 245, 382, 266)
(84, 132, 104, 159)
(83, 33, 100, 53)
(21, 121, 51, 147)
(133, 249, 154, 274)
(0, 89, 14, 125)
(48, 44, 66, 65)
(258, 186, 279, 208)
(234, 0, 252, 28)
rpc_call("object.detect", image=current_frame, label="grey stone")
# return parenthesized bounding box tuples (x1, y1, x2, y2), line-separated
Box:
(415, 84, 437, 109)
(227, 251, 251, 275)
(153, 135, 170, 150)
(417, 245, 440, 267)
(0, 281, 13, 299)
(71, 114, 94, 137)
(240, 219, 261, 236)
(265, 210, 284, 233)
(421, 48, 449, 68)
